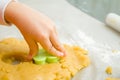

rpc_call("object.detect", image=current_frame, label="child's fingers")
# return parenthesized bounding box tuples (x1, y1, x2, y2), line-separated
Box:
(50, 33, 66, 56)
(24, 37, 38, 60)
(38, 37, 64, 57)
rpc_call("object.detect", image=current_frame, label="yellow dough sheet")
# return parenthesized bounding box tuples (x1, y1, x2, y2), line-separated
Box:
(0, 38, 90, 80)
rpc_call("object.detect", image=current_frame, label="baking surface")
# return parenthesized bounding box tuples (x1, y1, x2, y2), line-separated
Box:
(0, 0, 120, 79)
(1, 0, 120, 49)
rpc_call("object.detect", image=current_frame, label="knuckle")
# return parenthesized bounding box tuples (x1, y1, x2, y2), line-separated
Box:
(39, 33, 47, 40)
(49, 27, 54, 33)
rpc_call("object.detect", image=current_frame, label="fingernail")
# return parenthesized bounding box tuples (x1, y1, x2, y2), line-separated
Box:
(58, 52, 64, 56)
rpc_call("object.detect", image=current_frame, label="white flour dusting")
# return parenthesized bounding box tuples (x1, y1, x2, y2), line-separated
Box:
(58, 29, 120, 80)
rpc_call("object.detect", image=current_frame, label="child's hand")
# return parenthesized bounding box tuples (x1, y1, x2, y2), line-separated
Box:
(5, 1, 66, 60)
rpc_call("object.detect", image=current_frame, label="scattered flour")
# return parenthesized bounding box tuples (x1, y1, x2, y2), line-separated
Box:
(58, 29, 120, 80)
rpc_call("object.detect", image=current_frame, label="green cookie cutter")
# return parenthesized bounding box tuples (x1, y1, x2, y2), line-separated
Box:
(33, 49, 60, 65)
